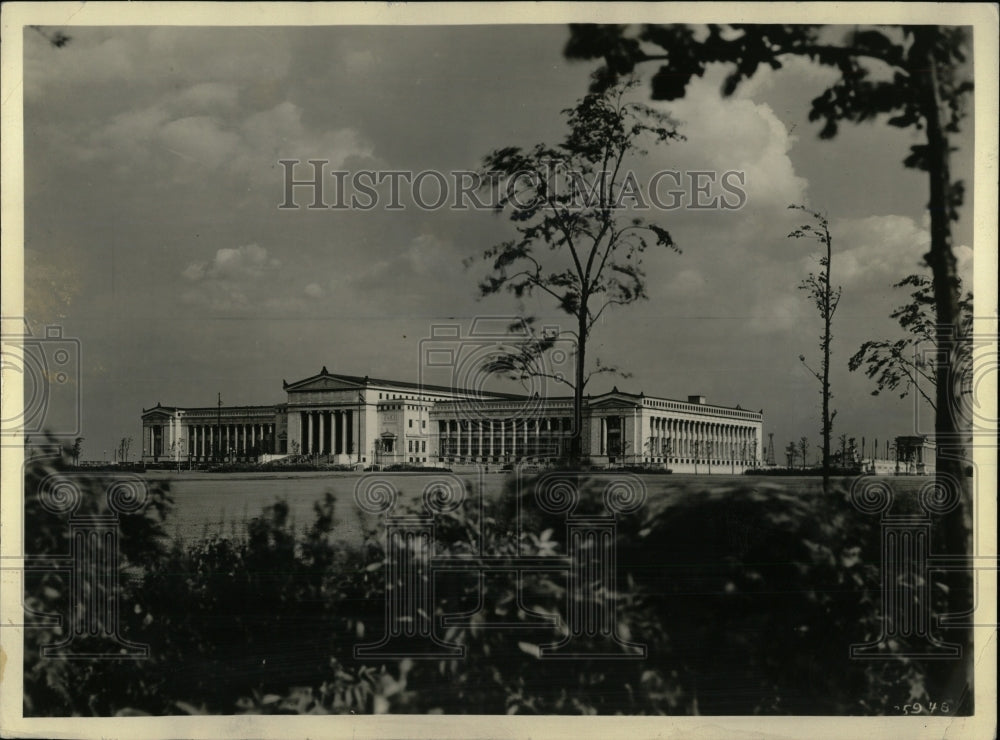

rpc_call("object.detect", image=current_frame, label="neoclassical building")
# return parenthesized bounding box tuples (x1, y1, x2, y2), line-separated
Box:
(141, 368, 763, 472)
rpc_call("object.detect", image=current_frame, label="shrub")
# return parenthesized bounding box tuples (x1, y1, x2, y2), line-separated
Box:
(22, 453, 970, 716)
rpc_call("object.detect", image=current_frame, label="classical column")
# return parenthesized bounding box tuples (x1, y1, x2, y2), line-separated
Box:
(488, 420, 495, 457)
(305, 413, 313, 454)
(498, 420, 504, 458)
(317, 411, 326, 455)
(339, 411, 347, 456)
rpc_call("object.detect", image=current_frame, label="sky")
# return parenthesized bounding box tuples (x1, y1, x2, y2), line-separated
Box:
(19, 23, 976, 462)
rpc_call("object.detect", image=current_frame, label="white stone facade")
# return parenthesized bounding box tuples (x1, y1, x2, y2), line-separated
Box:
(142, 369, 764, 472)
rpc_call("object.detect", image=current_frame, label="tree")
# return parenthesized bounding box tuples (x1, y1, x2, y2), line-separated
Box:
(784, 442, 797, 469)
(798, 437, 810, 470)
(117, 436, 132, 464)
(71, 437, 83, 466)
(565, 27, 975, 704)
(849, 273, 973, 408)
(789, 206, 841, 492)
(564, 22, 974, 513)
(468, 80, 682, 465)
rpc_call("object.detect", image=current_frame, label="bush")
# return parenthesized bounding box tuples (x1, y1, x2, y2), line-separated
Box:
(22, 452, 971, 716)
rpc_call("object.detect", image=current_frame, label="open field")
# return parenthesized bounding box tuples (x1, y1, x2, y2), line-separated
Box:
(143, 470, 932, 545)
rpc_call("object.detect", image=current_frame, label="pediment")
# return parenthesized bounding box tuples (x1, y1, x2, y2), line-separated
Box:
(588, 394, 642, 410)
(141, 406, 177, 419)
(287, 376, 363, 393)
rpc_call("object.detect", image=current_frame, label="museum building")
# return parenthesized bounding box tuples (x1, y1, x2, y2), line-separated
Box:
(141, 367, 764, 472)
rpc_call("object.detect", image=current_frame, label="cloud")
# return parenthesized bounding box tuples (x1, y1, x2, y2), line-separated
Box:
(181, 244, 282, 311)
(159, 116, 241, 169)
(650, 66, 809, 213)
(665, 268, 707, 296)
(304, 282, 325, 298)
(25, 27, 294, 98)
(172, 82, 240, 112)
(834, 215, 932, 287)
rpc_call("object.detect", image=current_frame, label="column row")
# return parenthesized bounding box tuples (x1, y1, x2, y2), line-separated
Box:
(648, 417, 759, 463)
(438, 417, 570, 460)
(185, 422, 276, 459)
(300, 409, 354, 456)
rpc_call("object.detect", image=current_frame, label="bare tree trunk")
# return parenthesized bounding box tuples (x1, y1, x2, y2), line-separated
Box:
(821, 222, 833, 493)
(571, 303, 588, 467)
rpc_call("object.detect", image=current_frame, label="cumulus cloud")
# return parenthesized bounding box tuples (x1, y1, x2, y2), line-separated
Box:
(180, 244, 282, 312)
(650, 66, 809, 213)
(834, 215, 933, 287)
(183, 243, 280, 283)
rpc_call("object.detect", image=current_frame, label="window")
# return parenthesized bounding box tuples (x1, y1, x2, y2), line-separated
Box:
(421, 441, 426, 452)
(408, 440, 413, 452)
(408, 419, 413, 428)
(422, 420, 426, 428)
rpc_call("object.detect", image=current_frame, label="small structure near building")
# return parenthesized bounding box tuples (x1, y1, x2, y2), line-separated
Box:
(861, 435, 936, 475)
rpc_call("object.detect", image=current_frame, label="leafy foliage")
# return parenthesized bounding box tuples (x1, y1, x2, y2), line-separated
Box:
(565, 24, 971, 162)
(23, 455, 968, 715)
(849, 273, 973, 407)
(467, 80, 684, 462)
(22, 439, 173, 716)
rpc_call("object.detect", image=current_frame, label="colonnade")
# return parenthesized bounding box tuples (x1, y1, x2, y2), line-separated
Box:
(144, 421, 276, 460)
(439, 417, 570, 460)
(299, 409, 355, 456)
(647, 417, 758, 462)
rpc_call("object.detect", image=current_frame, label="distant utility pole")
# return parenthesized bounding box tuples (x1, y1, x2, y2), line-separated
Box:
(766, 433, 775, 467)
